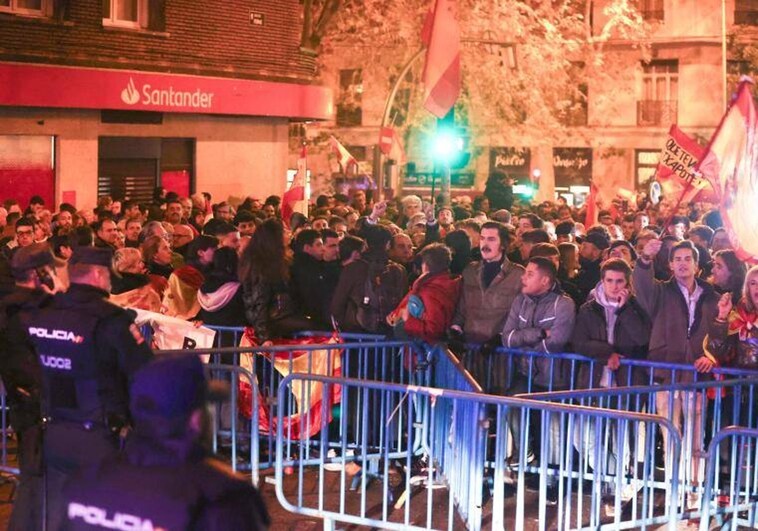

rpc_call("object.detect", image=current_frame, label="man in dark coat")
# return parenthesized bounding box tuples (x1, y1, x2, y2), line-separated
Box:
(291, 229, 340, 328)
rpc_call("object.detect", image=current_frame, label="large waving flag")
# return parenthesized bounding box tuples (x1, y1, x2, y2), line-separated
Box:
(421, 0, 461, 118)
(282, 144, 308, 226)
(697, 79, 758, 261)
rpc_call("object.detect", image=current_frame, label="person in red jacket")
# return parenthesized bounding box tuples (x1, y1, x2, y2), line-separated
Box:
(387, 243, 461, 343)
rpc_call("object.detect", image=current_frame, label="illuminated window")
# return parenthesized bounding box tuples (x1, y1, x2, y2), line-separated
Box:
(635, 149, 659, 186)
(638, 61, 678, 126)
(0, 0, 51, 16)
(103, 0, 147, 28)
(336, 69, 363, 127)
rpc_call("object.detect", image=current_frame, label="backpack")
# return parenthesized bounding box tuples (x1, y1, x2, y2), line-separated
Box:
(355, 261, 397, 333)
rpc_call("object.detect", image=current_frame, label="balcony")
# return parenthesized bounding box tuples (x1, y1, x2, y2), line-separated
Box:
(735, 10, 758, 25)
(637, 100, 677, 126)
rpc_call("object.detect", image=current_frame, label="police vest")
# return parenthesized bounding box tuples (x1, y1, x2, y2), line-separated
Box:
(62, 456, 266, 531)
(27, 300, 119, 424)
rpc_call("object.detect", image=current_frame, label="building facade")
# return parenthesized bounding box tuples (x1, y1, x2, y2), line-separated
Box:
(307, 0, 757, 205)
(0, 0, 333, 209)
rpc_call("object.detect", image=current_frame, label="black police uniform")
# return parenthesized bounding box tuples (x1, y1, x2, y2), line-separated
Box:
(28, 278, 153, 529)
(60, 437, 270, 531)
(0, 285, 50, 531)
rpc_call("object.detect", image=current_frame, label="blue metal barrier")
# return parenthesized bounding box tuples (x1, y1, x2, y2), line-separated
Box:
(274, 372, 682, 531)
(525, 377, 758, 527)
(700, 426, 758, 531)
(159, 341, 423, 483)
(458, 344, 758, 395)
(204, 325, 386, 348)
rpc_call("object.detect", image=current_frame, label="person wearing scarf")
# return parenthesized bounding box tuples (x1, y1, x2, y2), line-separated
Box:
(162, 235, 217, 320)
(197, 247, 246, 329)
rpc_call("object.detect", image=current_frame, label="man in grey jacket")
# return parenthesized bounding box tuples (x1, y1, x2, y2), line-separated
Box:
(502, 257, 575, 482)
(450, 221, 523, 392)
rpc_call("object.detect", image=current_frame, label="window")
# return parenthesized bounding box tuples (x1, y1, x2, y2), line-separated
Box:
(735, 0, 758, 25)
(635, 149, 659, 186)
(0, 0, 51, 16)
(636, 0, 664, 21)
(638, 61, 678, 126)
(336, 69, 363, 127)
(103, 0, 146, 28)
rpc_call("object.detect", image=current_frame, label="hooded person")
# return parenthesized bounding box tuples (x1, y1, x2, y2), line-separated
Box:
(197, 247, 246, 330)
(58, 354, 270, 530)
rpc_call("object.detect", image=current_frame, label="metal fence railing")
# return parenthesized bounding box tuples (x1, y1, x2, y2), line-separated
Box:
(274, 370, 682, 531)
(700, 426, 758, 531)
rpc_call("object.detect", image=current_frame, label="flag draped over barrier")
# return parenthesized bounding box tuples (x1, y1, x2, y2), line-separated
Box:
(698, 79, 758, 261)
(238, 330, 342, 439)
(281, 144, 307, 226)
(131, 308, 217, 350)
(421, 0, 461, 118)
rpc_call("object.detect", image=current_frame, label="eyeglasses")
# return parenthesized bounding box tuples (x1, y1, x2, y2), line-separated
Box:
(16, 229, 33, 236)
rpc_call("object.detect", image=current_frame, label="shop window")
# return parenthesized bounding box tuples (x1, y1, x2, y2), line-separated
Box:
(635, 149, 659, 186)
(0, 0, 52, 16)
(336, 69, 363, 127)
(0, 135, 55, 210)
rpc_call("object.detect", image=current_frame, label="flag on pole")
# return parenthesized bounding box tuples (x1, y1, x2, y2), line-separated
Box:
(697, 79, 758, 261)
(282, 144, 307, 226)
(329, 135, 358, 173)
(421, 0, 461, 118)
(656, 124, 715, 203)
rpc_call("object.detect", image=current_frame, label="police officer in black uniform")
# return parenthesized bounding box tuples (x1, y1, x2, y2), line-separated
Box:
(60, 354, 270, 530)
(26, 246, 154, 530)
(0, 243, 60, 531)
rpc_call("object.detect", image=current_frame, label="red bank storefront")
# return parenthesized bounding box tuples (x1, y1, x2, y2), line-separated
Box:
(0, 62, 333, 209)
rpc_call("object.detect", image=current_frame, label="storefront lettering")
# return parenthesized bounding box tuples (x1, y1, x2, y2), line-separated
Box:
(553, 155, 589, 170)
(121, 77, 214, 109)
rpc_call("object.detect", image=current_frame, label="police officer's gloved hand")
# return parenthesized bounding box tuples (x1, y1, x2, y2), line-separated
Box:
(480, 334, 503, 357)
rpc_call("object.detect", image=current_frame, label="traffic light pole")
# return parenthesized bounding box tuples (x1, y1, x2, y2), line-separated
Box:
(440, 164, 451, 207)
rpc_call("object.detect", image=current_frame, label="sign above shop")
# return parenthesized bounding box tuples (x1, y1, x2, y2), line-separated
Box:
(0, 62, 333, 120)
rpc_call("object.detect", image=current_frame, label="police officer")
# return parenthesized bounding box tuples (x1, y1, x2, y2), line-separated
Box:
(0, 243, 60, 531)
(26, 246, 154, 530)
(60, 354, 270, 530)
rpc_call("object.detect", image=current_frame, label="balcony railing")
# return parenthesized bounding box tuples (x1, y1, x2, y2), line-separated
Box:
(735, 10, 758, 25)
(637, 100, 677, 126)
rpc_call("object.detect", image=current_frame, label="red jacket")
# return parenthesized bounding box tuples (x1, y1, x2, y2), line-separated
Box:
(397, 272, 461, 343)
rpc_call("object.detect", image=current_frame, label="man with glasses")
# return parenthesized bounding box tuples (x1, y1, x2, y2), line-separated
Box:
(2, 218, 36, 261)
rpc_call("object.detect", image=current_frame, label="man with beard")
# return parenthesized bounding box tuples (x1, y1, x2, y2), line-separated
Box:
(450, 221, 523, 393)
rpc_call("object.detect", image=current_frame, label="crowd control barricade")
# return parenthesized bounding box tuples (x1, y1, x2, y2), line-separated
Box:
(274, 372, 682, 531)
(205, 325, 386, 348)
(159, 340, 424, 485)
(700, 426, 758, 531)
(525, 377, 758, 527)
(458, 344, 758, 396)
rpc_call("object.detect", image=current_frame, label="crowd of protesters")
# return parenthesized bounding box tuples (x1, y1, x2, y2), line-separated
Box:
(1, 171, 757, 513)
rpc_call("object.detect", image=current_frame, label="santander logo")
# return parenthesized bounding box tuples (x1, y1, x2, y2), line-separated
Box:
(119, 76, 214, 109)
(121, 78, 140, 105)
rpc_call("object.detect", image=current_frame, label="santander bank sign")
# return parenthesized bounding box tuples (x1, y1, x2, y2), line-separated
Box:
(120, 77, 214, 109)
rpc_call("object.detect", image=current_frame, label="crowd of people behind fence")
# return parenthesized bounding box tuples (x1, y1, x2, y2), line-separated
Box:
(1, 170, 758, 523)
